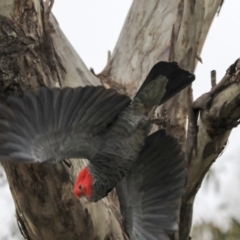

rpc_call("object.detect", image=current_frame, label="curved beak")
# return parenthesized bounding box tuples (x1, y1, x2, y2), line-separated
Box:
(79, 195, 90, 205)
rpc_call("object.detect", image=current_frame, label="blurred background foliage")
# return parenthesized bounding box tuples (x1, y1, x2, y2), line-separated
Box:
(192, 219, 240, 240)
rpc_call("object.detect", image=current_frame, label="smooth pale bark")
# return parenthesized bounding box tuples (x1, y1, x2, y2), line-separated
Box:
(99, 0, 228, 239)
(1, 1, 238, 240)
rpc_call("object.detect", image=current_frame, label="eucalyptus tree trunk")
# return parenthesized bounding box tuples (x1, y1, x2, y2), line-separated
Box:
(1, 1, 238, 240)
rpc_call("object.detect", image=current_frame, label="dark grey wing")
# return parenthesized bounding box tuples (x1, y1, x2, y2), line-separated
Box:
(0, 86, 131, 163)
(117, 129, 186, 240)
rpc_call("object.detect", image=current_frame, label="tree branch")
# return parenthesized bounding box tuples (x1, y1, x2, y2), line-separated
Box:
(180, 59, 240, 239)
(187, 59, 240, 201)
(0, 0, 126, 239)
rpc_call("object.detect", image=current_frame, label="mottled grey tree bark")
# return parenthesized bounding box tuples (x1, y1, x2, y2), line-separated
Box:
(1, 1, 238, 240)
(0, 1, 125, 239)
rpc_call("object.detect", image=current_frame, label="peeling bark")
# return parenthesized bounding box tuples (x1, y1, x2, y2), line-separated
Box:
(0, 0, 237, 240)
(0, 0, 126, 239)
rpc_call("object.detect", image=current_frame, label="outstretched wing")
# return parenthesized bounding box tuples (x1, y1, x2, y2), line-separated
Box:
(0, 86, 131, 163)
(117, 129, 186, 240)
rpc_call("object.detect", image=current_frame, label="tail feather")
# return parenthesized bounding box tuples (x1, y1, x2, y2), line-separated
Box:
(134, 61, 195, 112)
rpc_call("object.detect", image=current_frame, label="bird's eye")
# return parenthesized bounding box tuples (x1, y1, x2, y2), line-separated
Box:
(79, 185, 82, 190)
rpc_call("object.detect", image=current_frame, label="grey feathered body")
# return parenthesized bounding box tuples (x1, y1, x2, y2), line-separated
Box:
(88, 107, 150, 201)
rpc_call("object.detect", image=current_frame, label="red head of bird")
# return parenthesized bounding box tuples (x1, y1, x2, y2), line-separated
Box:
(73, 167, 93, 200)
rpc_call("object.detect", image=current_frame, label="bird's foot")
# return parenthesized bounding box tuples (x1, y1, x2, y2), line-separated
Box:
(150, 109, 170, 127)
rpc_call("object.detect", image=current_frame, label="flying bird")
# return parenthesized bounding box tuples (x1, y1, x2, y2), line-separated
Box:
(0, 61, 194, 203)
